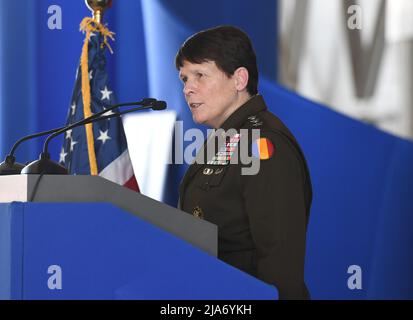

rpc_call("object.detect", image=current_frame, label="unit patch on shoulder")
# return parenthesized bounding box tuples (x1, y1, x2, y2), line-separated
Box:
(252, 137, 275, 160)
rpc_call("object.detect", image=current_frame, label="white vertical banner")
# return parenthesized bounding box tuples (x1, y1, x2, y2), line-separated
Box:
(123, 111, 177, 201)
(386, 0, 413, 43)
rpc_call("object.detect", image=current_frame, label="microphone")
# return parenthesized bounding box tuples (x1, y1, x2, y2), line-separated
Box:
(20, 100, 167, 175)
(151, 100, 167, 111)
(0, 98, 165, 175)
(0, 126, 67, 175)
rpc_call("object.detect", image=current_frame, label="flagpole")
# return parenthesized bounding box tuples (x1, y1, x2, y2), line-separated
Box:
(82, 0, 114, 175)
(85, 0, 113, 24)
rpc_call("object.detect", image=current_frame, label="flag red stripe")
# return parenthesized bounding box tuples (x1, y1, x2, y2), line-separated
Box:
(124, 175, 140, 192)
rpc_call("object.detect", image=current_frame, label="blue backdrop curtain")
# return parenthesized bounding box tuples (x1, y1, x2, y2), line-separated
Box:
(0, 0, 39, 162)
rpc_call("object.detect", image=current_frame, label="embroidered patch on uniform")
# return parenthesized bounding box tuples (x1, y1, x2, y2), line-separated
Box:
(252, 137, 275, 160)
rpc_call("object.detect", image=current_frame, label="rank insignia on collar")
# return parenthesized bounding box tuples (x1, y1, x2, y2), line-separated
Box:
(252, 137, 275, 160)
(247, 115, 263, 127)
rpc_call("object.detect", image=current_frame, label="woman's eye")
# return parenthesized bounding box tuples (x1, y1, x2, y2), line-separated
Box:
(197, 73, 203, 78)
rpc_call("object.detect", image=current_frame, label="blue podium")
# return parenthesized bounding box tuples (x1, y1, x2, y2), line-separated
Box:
(0, 176, 277, 300)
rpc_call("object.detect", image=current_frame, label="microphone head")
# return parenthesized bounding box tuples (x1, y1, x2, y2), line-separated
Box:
(20, 153, 68, 175)
(141, 98, 157, 106)
(152, 101, 167, 111)
(0, 155, 25, 175)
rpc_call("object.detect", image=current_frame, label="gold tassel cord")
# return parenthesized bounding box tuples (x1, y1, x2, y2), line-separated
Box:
(79, 17, 115, 53)
(79, 17, 115, 175)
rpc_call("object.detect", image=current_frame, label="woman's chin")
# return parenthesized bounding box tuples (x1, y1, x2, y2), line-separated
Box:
(192, 114, 206, 125)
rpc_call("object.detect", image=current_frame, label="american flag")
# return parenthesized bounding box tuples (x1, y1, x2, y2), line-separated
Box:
(60, 31, 139, 192)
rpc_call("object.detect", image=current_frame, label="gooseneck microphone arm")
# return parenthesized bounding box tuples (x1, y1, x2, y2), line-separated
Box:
(9, 127, 65, 158)
(42, 99, 166, 155)
(20, 99, 167, 175)
(9, 99, 155, 159)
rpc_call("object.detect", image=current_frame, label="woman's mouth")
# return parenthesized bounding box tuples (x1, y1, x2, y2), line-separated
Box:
(190, 103, 203, 109)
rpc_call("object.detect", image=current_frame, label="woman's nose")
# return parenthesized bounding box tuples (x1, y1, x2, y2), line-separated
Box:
(183, 81, 196, 96)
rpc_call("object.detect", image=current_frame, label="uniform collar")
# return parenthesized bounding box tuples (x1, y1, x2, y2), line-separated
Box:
(220, 94, 267, 131)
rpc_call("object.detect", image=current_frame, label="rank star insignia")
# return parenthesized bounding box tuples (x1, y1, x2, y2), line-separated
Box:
(248, 115, 263, 127)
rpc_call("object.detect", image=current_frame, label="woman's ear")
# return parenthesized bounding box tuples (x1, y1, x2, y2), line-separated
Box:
(234, 67, 249, 92)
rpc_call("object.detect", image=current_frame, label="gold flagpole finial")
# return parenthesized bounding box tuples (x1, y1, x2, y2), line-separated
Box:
(85, 0, 112, 24)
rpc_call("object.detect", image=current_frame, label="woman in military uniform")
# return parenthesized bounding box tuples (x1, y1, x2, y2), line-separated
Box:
(175, 26, 313, 300)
